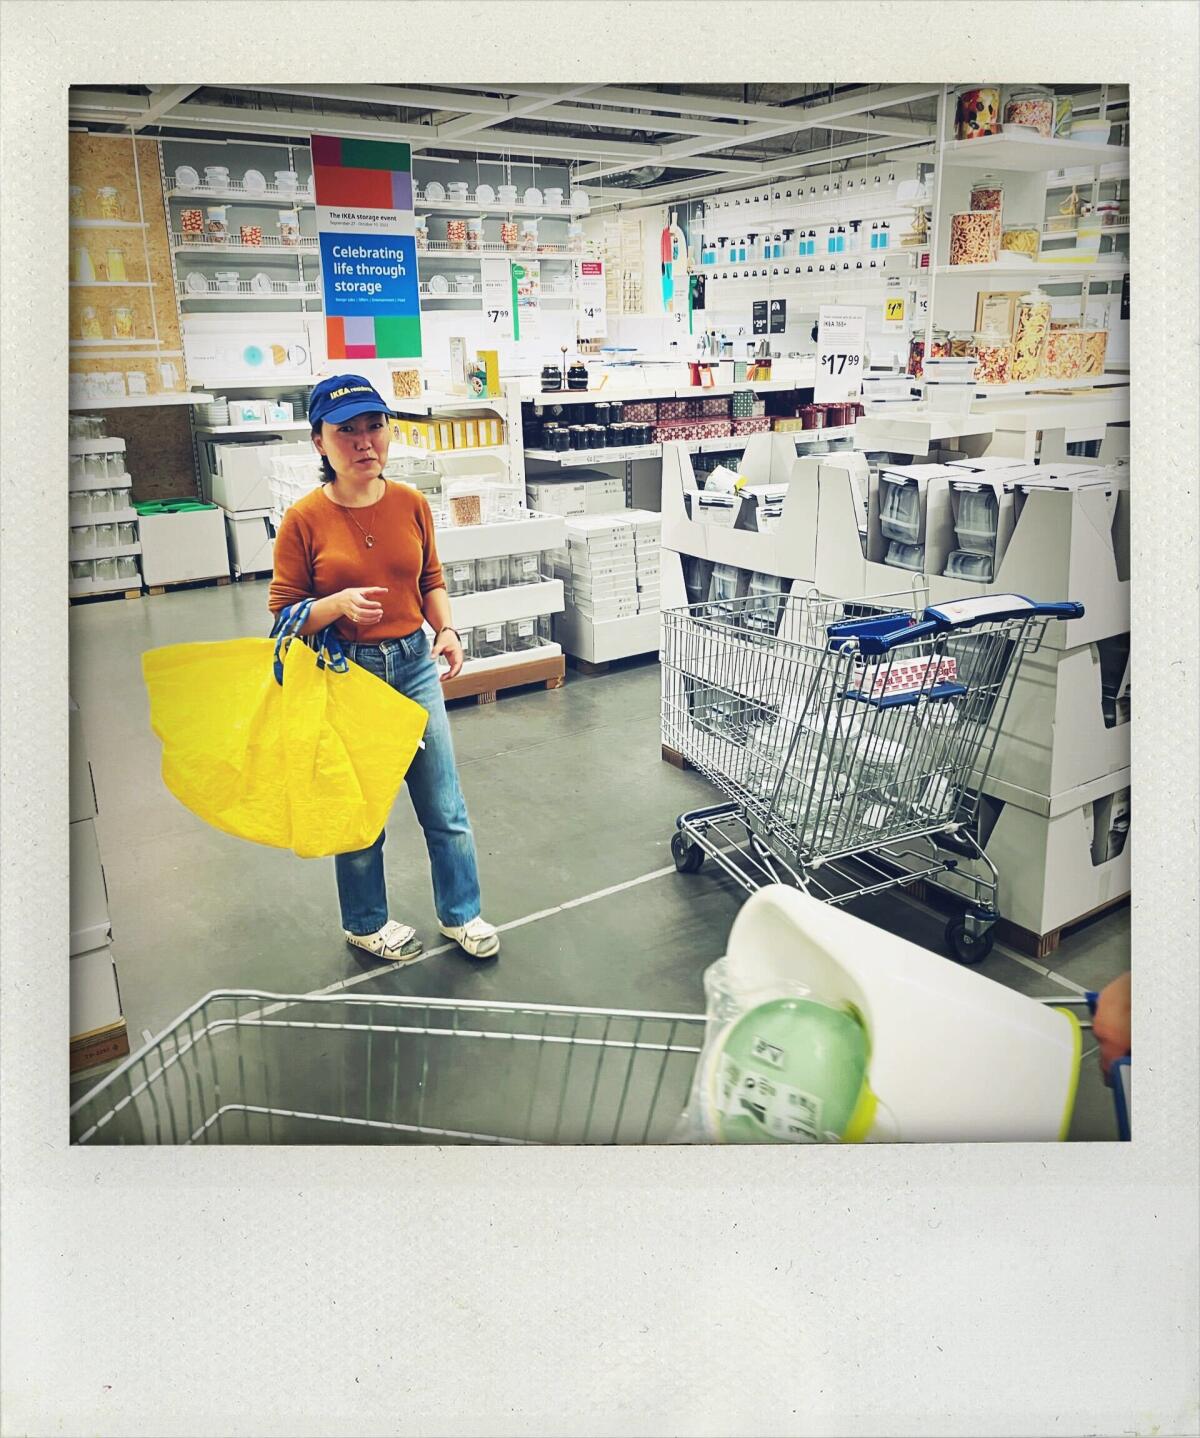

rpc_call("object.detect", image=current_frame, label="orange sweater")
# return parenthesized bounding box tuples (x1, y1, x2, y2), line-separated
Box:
(268, 481, 445, 643)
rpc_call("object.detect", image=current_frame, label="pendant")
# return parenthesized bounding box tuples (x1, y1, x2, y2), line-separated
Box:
(365, 535, 375, 547)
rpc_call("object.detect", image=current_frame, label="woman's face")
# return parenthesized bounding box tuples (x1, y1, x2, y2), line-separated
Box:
(314, 411, 390, 481)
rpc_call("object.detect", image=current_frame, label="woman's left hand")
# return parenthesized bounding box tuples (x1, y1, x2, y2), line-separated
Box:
(432, 626, 465, 681)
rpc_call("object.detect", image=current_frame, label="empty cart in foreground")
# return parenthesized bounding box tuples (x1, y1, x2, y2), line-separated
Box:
(661, 589, 1084, 961)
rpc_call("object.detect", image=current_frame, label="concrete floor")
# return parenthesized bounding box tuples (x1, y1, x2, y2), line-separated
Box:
(69, 579, 1130, 1140)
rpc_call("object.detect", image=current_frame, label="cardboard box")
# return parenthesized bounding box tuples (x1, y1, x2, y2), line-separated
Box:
(477, 349, 501, 398)
(404, 418, 453, 451)
(205, 440, 279, 512)
(70, 817, 111, 956)
(449, 337, 469, 394)
(70, 941, 124, 1043)
(223, 511, 274, 577)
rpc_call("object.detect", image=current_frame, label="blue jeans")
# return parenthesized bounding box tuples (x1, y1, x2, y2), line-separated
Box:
(335, 630, 482, 934)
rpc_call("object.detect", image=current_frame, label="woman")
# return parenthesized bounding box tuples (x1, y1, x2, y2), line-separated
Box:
(268, 373, 499, 964)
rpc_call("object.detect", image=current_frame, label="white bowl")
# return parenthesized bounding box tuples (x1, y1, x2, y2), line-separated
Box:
(242, 169, 266, 196)
(1069, 123, 1112, 144)
(497, 185, 518, 203)
(423, 181, 446, 202)
(523, 187, 543, 206)
(570, 189, 590, 213)
(475, 184, 496, 205)
(175, 165, 199, 191)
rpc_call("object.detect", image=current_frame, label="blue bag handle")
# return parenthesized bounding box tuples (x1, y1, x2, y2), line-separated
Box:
(827, 594, 1085, 656)
(270, 599, 349, 685)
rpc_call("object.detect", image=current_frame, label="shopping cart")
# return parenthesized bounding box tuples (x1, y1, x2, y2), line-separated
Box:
(661, 587, 1083, 963)
(69, 991, 706, 1146)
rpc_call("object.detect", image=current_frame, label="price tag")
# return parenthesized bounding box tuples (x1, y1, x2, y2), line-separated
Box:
(769, 298, 787, 334)
(480, 258, 513, 339)
(752, 300, 769, 335)
(575, 260, 607, 338)
(885, 295, 905, 324)
(814, 304, 867, 404)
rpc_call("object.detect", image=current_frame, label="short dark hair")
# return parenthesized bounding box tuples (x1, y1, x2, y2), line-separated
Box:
(312, 424, 336, 483)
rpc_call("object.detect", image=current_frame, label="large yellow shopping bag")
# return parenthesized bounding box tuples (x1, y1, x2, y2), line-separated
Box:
(142, 600, 428, 858)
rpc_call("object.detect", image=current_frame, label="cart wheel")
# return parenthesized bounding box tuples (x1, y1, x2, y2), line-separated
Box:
(945, 916, 994, 965)
(671, 831, 705, 874)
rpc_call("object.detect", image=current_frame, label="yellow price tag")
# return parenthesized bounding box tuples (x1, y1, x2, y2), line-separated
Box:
(885, 296, 905, 323)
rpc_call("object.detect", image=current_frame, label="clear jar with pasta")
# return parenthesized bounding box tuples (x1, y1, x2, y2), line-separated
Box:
(906, 328, 950, 380)
(1003, 85, 1055, 138)
(949, 209, 1001, 265)
(969, 174, 1004, 213)
(955, 85, 1002, 141)
(1000, 223, 1040, 259)
(1079, 329, 1108, 376)
(949, 330, 977, 357)
(974, 333, 1014, 385)
(1042, 328, 1086, 380)
(1011, 294, 1052, 381)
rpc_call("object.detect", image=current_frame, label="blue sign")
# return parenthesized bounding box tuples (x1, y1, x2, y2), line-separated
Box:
(318, 233, 419, 318)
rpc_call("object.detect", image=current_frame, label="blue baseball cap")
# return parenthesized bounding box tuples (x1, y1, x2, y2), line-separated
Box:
(308, 373, 395, 428)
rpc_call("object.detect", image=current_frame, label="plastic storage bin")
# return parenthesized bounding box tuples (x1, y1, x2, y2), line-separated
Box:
(952, 484, 999, 554)
(506, 617, 542, 652)
(708, 563, 743, 604)
(443, 559, 476, 597)
(474, 623, 506, 659)
(879, 473, 922, 543)
(943, 549, 994, 582)
(884, 541, 925, 572)
(475, 556, 506, 592)
(508, 551, 541, 586)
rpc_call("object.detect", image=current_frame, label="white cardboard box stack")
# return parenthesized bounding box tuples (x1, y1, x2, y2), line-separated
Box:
(526, 471, 626, 518)
(627, 509, 663, 614)
(558, 514, 639, 621)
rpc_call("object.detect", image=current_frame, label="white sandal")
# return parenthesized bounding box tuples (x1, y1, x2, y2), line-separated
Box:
(344, 919, 423, 963)
(438, 916, 500, 959)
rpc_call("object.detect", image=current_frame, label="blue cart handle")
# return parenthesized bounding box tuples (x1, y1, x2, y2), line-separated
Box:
(828, 594, 1085, 655)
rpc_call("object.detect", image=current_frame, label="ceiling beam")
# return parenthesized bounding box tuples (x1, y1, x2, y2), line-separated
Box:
(587, 134, 934, 213)
(832, 114, 933, 140)
(428, 83, 601, 145)
(249, 83, 509, 116)
(68, 88, 150, 114)
(576, 83, 940, 183)
(128, 85, 198, 133)
(502, 103, 750, 139)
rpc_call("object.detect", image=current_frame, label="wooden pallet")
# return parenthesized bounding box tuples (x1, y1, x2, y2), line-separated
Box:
(146, 575, 232, 596)
(234, 569, 273, 584)
(661, 743, 697, 771)
(69, 587, 143, 605)
(443, 653, 566, 707)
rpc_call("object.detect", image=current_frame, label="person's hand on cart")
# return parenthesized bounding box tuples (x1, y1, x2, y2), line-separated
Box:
(1092, 971, 1131, 1082)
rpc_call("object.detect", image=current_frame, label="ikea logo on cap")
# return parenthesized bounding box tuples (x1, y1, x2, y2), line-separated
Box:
(329, 384, 373, 400)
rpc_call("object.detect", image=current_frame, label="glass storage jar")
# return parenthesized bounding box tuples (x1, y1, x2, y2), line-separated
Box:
(444, 560, 477, 597)
(1011, 293, 1052, 381)
(505, 617, 540, 652)
(954, 85, 1002, 140)
(117, 555, 140, 580)
(1080, 329, 1109, 375)
(94, 557, 118, 582)
(1042, 328, 1086, 379)
(70, 526, 94, 553)
(949, 209, 1001, 265)
(70, 560, 94, 582)
(508, 551, 541, 586)
(1003, 85, 1054, 138)
(474, 623, 506, 659)
(974, 332, 1014, 384)
(89, 485, 114, 511)
(969, 174, 1004, 212)
(999, 223, 1040, 259)
(118, 521, 138, 546)
(475, 556, 506, 592)
(94, 522, 116, 550)
(949, 330, 977, 357)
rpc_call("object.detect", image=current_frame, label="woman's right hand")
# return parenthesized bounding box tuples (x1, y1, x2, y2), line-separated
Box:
(338, 586, 389, 626)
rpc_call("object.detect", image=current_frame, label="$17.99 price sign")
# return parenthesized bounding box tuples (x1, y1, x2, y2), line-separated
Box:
(814, 304, 867, 404)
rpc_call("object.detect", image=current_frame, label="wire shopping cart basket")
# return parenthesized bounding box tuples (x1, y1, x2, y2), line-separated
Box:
(661, 587, 1083, 962)
(70, 991, 707, 1146)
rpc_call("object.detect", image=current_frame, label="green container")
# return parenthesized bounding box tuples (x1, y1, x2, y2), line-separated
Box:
(712, 997, 875, 1144)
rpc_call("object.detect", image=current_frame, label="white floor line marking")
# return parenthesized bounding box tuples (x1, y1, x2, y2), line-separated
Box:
(245, 859, 686, 1022)
(1003, 948, 1091, 995)
(1081, 1042, 1099, 1063)
(141, 1029, 154, 1045)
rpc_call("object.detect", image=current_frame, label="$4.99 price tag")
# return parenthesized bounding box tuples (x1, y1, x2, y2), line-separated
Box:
(814, 304, 867, 404)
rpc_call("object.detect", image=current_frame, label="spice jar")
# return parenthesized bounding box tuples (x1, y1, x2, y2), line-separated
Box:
(1000, 223, 1040, 259)
(105, 248, 127, 282)
(1042, 328, 1085, 380)
(500, 220, 519, 250)
(567, 361, 589, 391)
(969, 174, 1004, 212)
(974, 331, 1014, 385)
(69, 185, 85, 219)
(79, 305, 102, 339)
(1004, 85, 1054, 138)
(949, 210, 1001, 265)
(954, 85, 1002, 141)
(1011, 292, 1052, 381)
(540, 362, 562, 391)
(96, 186, 120, 219)
(111, 306, 134, 339)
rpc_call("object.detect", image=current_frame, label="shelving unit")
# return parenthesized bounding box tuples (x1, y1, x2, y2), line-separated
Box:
(166, 183, 314, 206)
(69, 392, 214, 410)
(414, 194, 588, 218)
(70, 280, 154, 289)
(171, 234, 318, 254)
(70, 219, 149, 231)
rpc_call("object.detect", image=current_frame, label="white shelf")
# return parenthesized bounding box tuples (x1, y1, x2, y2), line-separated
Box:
(419, 245, 578, 262)
(70, 219, 148, 230)
(168, 183, 314, 206)
(188, 377, 313, 389)
(392, 442, 509, 458)
(69, 393, 214, 410)
(69, 280, 154, 288)
(69, 576, 142, 599)
(69, 438, 126, 456)
(702, 256, 915, 284)
(935, 261, 1128, 279)
(178, 281, 321, 301)
(70, 337, 163, 348)
(392, 393, 505, 414)
(415, 195, 588, 218)
(417, 288, 482, 302)
(70, 506, 139, 525)
(452, 580, 564, 629)
(171, 234, 318, 254)
(194, 421, 311, 435)
(794, 424, 859, 444)
(940, 132, 1129, 172)
(525, 444, 660, 466)
(69, 542, 143, 561)
(970, 373, 1129, 398)
(434, 513, 566, 564)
